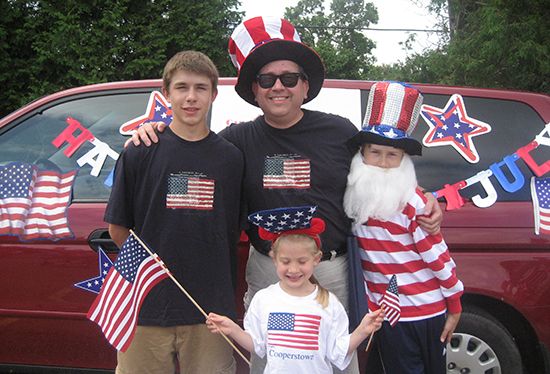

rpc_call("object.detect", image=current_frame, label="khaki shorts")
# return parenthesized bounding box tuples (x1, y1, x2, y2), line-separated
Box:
(116, 324, 236, 374)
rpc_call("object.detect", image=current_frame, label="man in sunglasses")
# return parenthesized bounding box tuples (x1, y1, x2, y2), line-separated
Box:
(129, 16, 442, 374)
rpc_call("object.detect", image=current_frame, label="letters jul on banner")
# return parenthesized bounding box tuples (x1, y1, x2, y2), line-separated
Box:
(52, 117, 119, 184)
(433, 123, 550, 211)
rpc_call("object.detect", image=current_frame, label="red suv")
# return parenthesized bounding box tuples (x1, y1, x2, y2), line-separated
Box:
(1, 78, 549, 374)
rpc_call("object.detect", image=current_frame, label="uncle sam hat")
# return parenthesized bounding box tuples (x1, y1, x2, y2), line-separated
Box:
(248, 206, 325, 249)
(228, 16, 325, 107)
(348, 81, 424, 156)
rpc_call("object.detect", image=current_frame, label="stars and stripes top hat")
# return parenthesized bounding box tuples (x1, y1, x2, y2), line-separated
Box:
(348, 81, 424, 156)
(228, 16, 325, 107)
(248, 206, 326, 249)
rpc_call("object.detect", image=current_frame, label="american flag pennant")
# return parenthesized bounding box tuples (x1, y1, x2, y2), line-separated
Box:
(380, 275, 401, 327)
(119, 91, 172, 135)
(166, 174, 214, 210)
(531, 177, 550, 235)
(267, 312, 321, 350)
(0, 162, 76, 241)
(263, 157, 310, 189)
(87, 232, 170, 352)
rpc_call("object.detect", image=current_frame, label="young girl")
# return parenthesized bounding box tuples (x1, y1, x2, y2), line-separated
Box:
(207, 206, 384, 374)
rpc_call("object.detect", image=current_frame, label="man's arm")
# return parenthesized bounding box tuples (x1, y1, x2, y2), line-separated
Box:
(124, 122, 167, 148)
(108, 224, 130, 249)
(418, 188, 443, 235)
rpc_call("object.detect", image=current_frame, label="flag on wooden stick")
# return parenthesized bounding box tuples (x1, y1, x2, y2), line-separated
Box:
(380, 274, 401, 327)
(87, 232, 170, 352)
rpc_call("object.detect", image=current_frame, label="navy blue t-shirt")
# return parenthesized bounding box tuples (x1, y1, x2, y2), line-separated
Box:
(219, 109, 357, 255)
(104, 127, 244, 326)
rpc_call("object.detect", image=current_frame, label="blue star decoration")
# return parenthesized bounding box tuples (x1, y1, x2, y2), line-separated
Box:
(248, 206, 317, 233)
(73, 246, 114, 294)
(119, 91, 173, 135)
(421, 94, 492, 163)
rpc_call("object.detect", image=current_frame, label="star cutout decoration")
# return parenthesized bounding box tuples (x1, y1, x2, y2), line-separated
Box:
(421, 94, 491, 163)
(73, 246, 114, 294)
(248, 206, 318, 233)
(119, 91, 172, 135)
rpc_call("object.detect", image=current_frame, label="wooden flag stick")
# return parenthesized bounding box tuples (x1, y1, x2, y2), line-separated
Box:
(365, 330, 375, 352)
(129, 230, 251, 367)
(365, 304, 387, 352)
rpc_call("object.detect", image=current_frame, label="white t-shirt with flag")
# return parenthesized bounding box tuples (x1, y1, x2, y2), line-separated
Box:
(244, 282, 352, 374)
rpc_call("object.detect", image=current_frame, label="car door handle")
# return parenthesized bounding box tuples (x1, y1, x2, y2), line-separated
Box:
(88, 229, 120, 254)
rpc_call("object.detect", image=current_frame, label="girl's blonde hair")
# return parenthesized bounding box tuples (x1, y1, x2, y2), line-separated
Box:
(270, 233, 330, 308)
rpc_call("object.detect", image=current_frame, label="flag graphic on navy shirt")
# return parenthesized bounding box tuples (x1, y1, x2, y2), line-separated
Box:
(267, 312, 321, 350)
(167, 174, 214, 210)
(263, 157, 310, 189)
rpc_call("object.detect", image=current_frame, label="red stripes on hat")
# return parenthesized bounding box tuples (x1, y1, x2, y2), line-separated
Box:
(228, 16, 301, 71)
(363, 82, 423, 136)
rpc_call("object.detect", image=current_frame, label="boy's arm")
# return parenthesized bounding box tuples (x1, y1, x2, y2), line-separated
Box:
(441, 312, 461, 344)
(109, 224, 130, 249)
(207, 312, 255, 354)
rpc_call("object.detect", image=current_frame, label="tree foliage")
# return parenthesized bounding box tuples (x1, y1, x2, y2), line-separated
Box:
(0, 0, 243, 118)
(373, 0, 550, 95)
(284, 0, 378, 80)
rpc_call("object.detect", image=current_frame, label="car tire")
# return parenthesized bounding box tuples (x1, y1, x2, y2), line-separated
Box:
(447, 307, 523, 374)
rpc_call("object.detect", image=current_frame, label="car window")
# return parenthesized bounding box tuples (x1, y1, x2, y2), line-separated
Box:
(415, 94, 548, 201)
(0, 92, 153, 201)
(360, 91, 548, 201)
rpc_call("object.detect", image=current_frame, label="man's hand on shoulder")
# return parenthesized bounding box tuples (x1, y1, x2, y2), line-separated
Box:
(418, 191, 443, 235)
(123, 121, 168, 148)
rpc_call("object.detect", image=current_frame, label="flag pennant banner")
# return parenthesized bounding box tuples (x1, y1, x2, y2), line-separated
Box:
(263, 157, 311, 189)
(531, 177, 550, 235)
(87, 233, 170, 352)
(267, 312, 321, 351)
(380, 275, 401, 327)
(0, 162, 77, 241)
(429, 123, 550, 220)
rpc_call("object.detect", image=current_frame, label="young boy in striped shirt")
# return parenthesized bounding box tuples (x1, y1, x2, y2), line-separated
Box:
(344, 81, 464, 374)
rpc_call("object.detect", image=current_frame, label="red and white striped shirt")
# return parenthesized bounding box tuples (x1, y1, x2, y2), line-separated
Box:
(353, 189, 463, 322)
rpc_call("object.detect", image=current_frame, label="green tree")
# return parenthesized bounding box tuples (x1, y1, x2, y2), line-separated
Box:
(1, 0, 243, 118)
(284, 0, 379, 79)
(374, 0, 550, 95)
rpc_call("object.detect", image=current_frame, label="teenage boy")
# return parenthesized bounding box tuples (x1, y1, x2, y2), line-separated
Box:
(105, 51, 244, 374)
(344, 81, 464, 374)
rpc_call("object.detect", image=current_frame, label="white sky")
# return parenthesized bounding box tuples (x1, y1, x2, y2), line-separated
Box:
(237, 0, 441, 65)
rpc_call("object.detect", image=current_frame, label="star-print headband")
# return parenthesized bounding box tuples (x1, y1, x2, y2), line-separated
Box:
(248, 206, 326, 249)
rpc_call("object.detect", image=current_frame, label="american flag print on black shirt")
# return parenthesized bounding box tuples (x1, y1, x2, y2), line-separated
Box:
(263, 157, 310, 189)
(166, 174, 214, 210)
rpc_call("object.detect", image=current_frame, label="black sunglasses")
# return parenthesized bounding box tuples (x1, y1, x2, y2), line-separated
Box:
(255, 73, 307, 89)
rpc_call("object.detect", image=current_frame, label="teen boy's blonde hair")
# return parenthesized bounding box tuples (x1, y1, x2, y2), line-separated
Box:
(162, 51, 219, 92)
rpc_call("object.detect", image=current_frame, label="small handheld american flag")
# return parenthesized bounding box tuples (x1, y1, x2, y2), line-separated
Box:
(380, 275, 401, 327)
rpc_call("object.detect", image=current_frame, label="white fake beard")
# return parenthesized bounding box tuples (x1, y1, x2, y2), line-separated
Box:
(344, 151, 418, 223)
